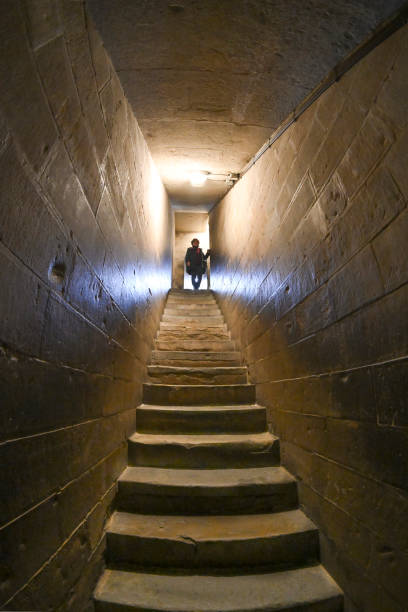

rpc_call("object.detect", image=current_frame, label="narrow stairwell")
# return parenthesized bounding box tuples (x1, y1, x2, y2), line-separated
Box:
(94, 289, 343, 611)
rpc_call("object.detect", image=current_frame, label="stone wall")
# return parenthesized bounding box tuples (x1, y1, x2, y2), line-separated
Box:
(210, 25, 408, 612)
(0, 2, 172, 610)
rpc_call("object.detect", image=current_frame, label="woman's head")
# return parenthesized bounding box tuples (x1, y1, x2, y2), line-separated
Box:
(191, 238, 199, 247)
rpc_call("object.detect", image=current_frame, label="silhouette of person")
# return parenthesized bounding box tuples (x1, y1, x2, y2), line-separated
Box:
(185, 238, 210, 290)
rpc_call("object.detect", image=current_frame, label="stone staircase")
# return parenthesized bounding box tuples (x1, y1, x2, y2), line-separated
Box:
(94, 289, 343, 611)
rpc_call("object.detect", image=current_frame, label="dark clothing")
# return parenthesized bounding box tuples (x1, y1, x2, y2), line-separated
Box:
(185, 246, 208, 273)
(185, 246, 209, 290)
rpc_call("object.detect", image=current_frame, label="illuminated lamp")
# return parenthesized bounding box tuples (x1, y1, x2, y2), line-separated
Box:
(189, 171, 208, 187)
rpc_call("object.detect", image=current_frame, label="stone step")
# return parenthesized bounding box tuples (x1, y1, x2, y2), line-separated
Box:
(165, 302, 220, 311)
(159, 323, 228, 334)
(157, 330, 231, 343)
(165, 303, 220, 311)
(94, 566, 343, 612)
(169, 289, 213, 295)
(117, 466, 298, 515)
(143, 382, 255, 405)
(167, 298, 217, 306)
(161, 319, 223, 329)
(150, 350, 242, 367)
(135, 404, 267, 434)
(164, 308, 221, 317)
(165, 301, 221, 314)
(155, 339, 235, 351)
(146, 365, 247, 385)
(127, 431, 279, 468)
(170, 289, 213, 294)
(106, 509, 319, 569)
(162, 314, 224, 324)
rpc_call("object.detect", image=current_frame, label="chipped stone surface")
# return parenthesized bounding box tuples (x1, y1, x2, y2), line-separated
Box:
(95, 566, 343, 611)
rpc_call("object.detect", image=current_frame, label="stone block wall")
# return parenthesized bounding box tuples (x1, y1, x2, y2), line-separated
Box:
(210, 24, 408, 612)
(0, 2, 172, 610)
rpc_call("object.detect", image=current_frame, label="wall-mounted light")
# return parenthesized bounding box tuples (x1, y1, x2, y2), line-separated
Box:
(188, 170, 240, 188)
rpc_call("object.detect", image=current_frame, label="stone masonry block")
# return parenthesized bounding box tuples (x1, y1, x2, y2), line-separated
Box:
(310, 98, 365, 194)
(337, 111, 394, 199)
(317, 172, 347, 228)
(373, 358, 408, 427)
(0, 496, 60, 607)
(285, 118, 326, 198)
(87, 13, 111, 92)
(0, 140, 75, 287)
(315, 81, 345, 132)
(372, 208, 408, 293)
(35, 35, 82, 140)
(0, 2, 58, 173)
(0, 351, 105, 441)
(385, 126, 408, 199)
(0, 248, 48, 356)
(328, 367, 376, 423)
(310, 454, 408, 553)
(376, 33, 408, 130)
(325, 166, 405, 283)
(328, 245, 384, 321)
(339, 282, 408, 368)
(57, 445, 125, 540)
(23, 0, 62, 50)
(0, 428, 75, 525)
(326, 418, 408, 490)
(344, 26, 401, 114)
(313, 499, 405, 612)
(39, 294, 139, 380)
(65, 115, 104, 214)
(40, 143, 107, 278)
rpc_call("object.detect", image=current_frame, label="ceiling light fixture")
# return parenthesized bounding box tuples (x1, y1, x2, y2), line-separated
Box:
(188, 170, 240, 188)
(189, 171, 209, 187)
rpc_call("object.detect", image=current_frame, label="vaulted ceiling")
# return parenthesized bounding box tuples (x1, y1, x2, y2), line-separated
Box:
(87, 0, 405, 210)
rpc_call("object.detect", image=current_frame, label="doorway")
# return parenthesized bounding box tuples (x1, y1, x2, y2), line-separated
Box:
(172, 212, 210, 289)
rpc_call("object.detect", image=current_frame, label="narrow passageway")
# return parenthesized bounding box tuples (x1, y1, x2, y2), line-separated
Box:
(1, 1, 408, 610)
(95, 290, 343, 611)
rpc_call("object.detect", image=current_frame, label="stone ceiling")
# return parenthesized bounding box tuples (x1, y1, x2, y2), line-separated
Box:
(86, 0, 405, 210)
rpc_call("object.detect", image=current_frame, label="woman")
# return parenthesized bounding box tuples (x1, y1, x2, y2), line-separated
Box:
(185, 238, 210, 290)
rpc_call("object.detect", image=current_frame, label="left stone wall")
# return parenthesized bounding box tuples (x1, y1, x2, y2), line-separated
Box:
(0, 2, 172, 610)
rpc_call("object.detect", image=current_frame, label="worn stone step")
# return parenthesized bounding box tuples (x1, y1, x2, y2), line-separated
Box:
(159, 322, 227, 333)
(94, 565, 343, 612)
(165, 302, 220, 311)
(106, 509, 319, 569)
(166, 299, 217, 306)
(162, 314, 224, 324)
(170, 289, 213, 294)
(165, 307, 221, 315)
(135, 404, 266, 434)
(157, 331, 231, 343)
(117, 466, 297, 515)
(165, 306, 218, 314)
(155, 339, 235, 351)
(160, 320, 228, 331)
(143, 382, 255, 405)
(169, 289, 213, 295)
(128, 431, 279, 468)
(146, 366, 247, 385)
(151, 350, 242, 367)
